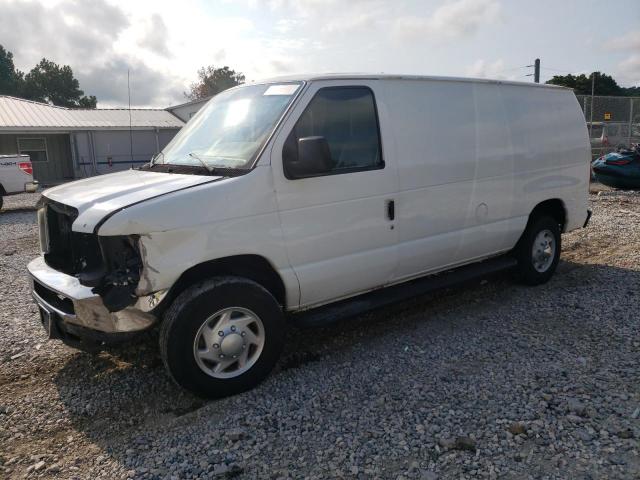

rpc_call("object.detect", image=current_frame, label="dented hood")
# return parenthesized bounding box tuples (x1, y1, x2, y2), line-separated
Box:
(43, 169, 220, 233)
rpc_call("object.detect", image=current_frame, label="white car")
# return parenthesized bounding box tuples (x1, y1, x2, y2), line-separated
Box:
(28, 74, 591, 397)
(0, 154, 36, 210)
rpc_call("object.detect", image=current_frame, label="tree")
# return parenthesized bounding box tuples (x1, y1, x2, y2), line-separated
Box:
(22, 58, 97, 108)
(77, 95, 98, 108)
(623, 86, 640, 96)
(185, 65, 245, 100)
(546, 72, 631, 96)
(0, 45, 23, 96)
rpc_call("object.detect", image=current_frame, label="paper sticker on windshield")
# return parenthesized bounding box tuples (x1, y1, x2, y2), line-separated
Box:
(264, 84, 299, 96)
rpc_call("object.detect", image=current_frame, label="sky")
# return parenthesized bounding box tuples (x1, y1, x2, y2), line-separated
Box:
(1, 0, 639, 108)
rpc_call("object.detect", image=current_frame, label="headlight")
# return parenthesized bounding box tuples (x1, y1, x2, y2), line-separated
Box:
(37, 207, 50, 254)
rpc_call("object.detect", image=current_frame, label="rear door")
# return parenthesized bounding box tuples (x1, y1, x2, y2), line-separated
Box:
(270, 80, 398, 308)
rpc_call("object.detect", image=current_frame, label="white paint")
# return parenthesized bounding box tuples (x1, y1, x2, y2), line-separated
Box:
(37, 74, 590, 314)
(43, 169, 220, 232)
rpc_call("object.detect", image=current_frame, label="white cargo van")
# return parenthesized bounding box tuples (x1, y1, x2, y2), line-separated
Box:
(28, 75, 591, 397)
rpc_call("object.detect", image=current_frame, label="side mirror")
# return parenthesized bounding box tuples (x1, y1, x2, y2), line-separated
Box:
(284, 136, 333, 179)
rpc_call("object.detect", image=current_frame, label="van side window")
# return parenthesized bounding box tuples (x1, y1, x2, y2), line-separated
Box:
(284, 87, 383, 178)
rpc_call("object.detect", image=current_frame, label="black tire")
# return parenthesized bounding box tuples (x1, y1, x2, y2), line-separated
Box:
(0, 196, 3, 211)
(513, 215, 561, 286)
(160, 276, 285, 398)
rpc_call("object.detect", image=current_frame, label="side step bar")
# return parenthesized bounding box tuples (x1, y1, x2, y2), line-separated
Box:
(291, 255, 517, 328)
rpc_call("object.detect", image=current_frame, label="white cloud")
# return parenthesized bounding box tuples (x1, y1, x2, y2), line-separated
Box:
(274, 18, 299, 33)
(138, 13, 171, 57)
(605, 31, 640, 51)
(10, 0, 633, 105)
(1, 0, 129, 70)
(605, 30, 640, 85)
(618, 54, 640, 85)
(1, 0, 508, 107)
(394, 0, 502, 40)
(259, 0, 502, 39)
(323, 11, 382, 33)
(0, 0, 277, 106)
(465, 58, 509, 79)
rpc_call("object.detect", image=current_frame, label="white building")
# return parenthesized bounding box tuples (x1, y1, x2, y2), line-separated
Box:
(0, 96, 184, 184)
(166, 96, 211, 122)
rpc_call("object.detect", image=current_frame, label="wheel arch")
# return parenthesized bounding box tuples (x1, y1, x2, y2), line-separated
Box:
(528, 198, 567, 232)
(0, 183, 6, 196)
(164, 254, 287, 311)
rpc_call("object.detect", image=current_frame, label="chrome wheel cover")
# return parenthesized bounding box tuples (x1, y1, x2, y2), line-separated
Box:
(193, 307, 265, 379)
(531, 229, 556, 273)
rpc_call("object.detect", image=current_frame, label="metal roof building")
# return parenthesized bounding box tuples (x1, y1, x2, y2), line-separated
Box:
(0, 96, 183, 130)
(0, 96, 184, 184)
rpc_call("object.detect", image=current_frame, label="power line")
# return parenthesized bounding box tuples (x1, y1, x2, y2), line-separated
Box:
(540, 66, 580, 74)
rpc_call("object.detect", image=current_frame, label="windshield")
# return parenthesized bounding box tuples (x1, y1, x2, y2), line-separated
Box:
(159, 82, 302, 169)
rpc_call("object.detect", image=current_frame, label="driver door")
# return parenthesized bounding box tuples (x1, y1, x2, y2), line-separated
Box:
(270, 80, 399, 309)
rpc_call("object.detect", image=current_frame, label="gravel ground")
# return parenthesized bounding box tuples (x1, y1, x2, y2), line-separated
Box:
(0, 191, 638, 480)
(1, 192, 41, 211)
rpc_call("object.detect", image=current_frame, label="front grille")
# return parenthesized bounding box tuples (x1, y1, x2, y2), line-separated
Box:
(33, 280, 75, 315)
(42, 200, 102, 275)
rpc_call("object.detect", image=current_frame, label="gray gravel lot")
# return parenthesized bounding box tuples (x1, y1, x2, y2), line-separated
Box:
(0, 191, 638, 479)
(1, 192, 41, 211)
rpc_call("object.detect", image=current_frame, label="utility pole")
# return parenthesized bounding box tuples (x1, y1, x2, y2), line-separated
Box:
(128, 69, 134, 165)
(589, 72, 596, 138)
(526, 58, 541, 83)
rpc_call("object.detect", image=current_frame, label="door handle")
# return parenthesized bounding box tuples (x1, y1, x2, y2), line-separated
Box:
(386, 199, 395, 221)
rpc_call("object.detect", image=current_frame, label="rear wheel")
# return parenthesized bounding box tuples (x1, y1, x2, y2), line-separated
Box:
(160, 276, 285, 398)
(513, 215, 561, 285)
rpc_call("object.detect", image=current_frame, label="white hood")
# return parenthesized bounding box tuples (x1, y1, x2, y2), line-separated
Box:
(43, 170, 220, 233)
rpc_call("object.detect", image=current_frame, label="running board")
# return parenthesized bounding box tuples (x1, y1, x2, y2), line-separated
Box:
(290, 255, 517, 328)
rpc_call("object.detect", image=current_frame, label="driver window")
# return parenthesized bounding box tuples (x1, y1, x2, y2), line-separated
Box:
(284, 86, 383, 176)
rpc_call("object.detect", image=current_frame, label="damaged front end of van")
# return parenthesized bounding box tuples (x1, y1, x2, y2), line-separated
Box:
(25, 167, 219, 347)
(28, 197, 167, 346)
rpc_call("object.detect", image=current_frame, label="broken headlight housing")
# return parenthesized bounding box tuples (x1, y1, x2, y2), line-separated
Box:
(78, 235, 143, 312)
(37, 197, 143, 312)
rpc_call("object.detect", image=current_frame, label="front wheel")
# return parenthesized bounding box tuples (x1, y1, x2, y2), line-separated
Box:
(513, 215, 561, 285)
(160, 277, 285, 398)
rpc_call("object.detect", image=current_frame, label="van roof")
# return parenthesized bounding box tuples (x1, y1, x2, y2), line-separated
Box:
(257, 73, 567, 90)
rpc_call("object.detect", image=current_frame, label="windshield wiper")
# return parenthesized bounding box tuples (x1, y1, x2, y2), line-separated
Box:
(188, 152, 214, 173)
(150, 151, 164, 166)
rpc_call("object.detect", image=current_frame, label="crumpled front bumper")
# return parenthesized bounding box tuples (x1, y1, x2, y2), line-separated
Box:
(27, 256, 162, 339)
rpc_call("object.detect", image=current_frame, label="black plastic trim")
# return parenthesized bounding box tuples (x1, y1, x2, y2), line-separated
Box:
(291, 255, 517, 328)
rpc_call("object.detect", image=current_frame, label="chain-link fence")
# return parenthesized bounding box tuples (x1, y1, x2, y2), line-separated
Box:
(576, 95, 640, 159)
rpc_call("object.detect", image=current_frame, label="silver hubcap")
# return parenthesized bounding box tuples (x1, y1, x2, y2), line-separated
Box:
(193, 307, 265, 379)
(532, 229, 555, 273)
